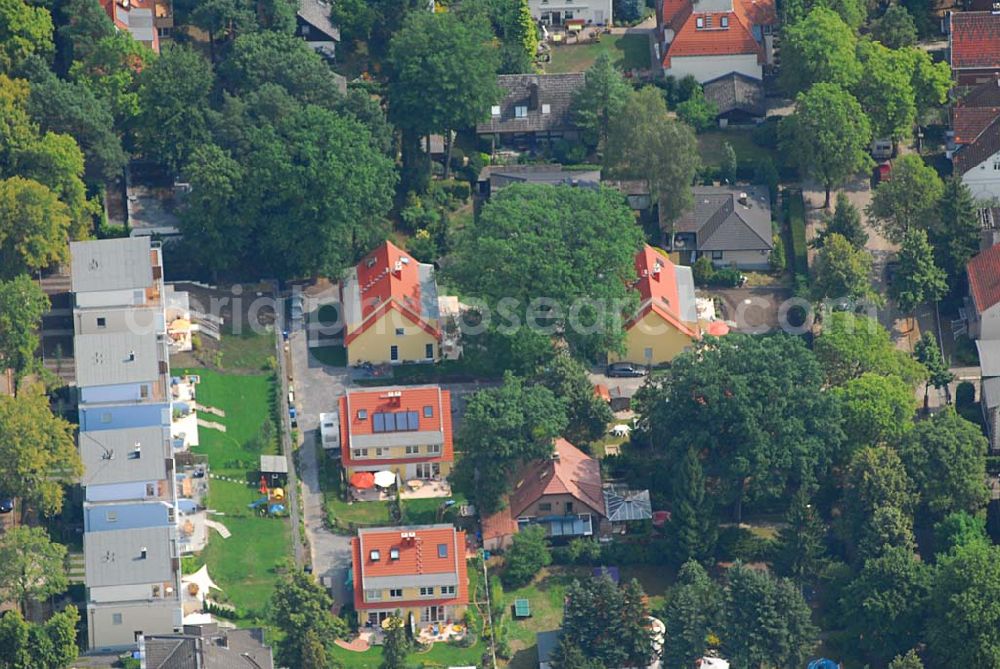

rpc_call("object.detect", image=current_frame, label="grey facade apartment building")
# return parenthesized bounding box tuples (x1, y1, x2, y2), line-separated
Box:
(71, 237, 194, 650)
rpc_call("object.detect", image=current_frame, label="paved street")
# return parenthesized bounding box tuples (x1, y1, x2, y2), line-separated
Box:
(289, 326, 353, 610)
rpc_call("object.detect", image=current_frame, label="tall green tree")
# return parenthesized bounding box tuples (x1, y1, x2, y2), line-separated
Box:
(0, 274, 49, 376)
(561, 576, 652, 668)
(190, 0, 255, 52)
(906, 47, 952, 121)
(448, 184, 643, 359)
(842, 446, 916, 551)
(135, 45, 214, 171)
(899, 407, 988, 521)
(270, 562, 348, 668)
(772, 488, 827, 584)
(637, 334, 843, 521)
(780, 83, 872, 207)
(534, 353, 613, 446)
(929, 177, 979, 287)
(667, 446, 716, 566)
(218, 30, 345, 106)
(178, 144, 245, 278)
(913, 332, 953, 408)
(56, 0, 114, 65)
(854, 40, 917, 144)
(812, 232, 876, 303)
(549, 636, 605, 669)
(572, 52, 632, 150)
(68, 31, 152, 125)
(605, 85, 700, 225)
(889, 650, 925, 669)
(662, 561, 723, 668)
(0, 526, 67, 613)
(814, 312, 926, 387)
(0, 386, 81, 514)
(724, 565, 818, 669)
(890, 229, 947, 315)
(502, 525, 551, 588)
(388, 11, 500, 177)
(0, 605, 79, 669)
(780, 8, 860, 95)
(27, 72, 126, 183)
(452, 373, 568, 514)
(814, 192, 868, 249)
(462, 0, 537, 74)
(841, 546, 932, 664)
(0, 176, 70, 278)
(857, 504, 917, 561)
(927, 542, 1000, 667)
(866, 154, 944, 243)
(833, 373, 915, 447)
(0, 0, 53, 74)
(329, 0, 424, 57)
(874, 5, 918, 48)
(380, 616, 410, 669)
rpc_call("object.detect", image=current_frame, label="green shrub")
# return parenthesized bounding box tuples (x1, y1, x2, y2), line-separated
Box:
(553, 140, 588, 164)
(785, 189, 809, 275)
(692, 256, 716, 286)
(956, 381, 976, 409)
(769, 234, 786, 271)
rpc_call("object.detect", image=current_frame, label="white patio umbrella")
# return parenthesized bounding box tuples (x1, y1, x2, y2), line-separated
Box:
(373, 470, 396, 488)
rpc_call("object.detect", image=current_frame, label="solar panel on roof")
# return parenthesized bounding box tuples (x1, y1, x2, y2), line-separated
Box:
(373, 413, 385, 432)
(407, 411, 419, 430)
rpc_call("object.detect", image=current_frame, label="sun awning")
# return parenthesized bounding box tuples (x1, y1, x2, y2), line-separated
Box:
(374, 470, 396, 488)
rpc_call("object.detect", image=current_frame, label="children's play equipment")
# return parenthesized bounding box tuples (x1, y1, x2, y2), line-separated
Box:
(248, 476, 287, 516)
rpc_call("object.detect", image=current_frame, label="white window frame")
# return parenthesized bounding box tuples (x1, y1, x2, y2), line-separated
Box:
(515, 106, 528, 118)
(365, 589, 382, 601)
(389, 588, 403, 599)
(491, 105, 501, 117)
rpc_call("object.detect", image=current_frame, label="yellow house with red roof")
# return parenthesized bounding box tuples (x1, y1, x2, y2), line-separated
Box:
(351, 524, 468, 628)
(342, 241, 441, 365)
(613, 245, 728, 366)
(338, 385, 454, 481)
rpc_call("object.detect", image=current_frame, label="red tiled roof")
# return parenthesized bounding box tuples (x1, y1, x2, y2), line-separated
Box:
(344, 241, 440, 346)
(660, 0, 775, 67)
(968, 243, 1000, 313)
(352, 526, 468, 611)
(954, 114, 1000, 174)
(952, 77, 1000, 144)
(339, 386, 453, 467)
(950, 12, 1000, 71)
(508, 439, 606, 519)
(100, 0, 160, 53)
(628, 245, 697, 336)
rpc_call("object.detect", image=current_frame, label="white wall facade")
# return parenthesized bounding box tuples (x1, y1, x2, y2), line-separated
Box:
(528, 0, 613, 24)
(80, 382, 156, 405)
(76, 289, 148, 309)
(666, 53, 761, 83)
(961, 150, 1000, 201)
(706, 249, 771, 270)
(85, 481, 161, 502)
(973, 303, 1000, 341)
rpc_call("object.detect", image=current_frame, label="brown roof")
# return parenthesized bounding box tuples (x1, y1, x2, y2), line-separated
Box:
(950, 12, 1000, 72)
(702, 72, 766, 117)
(476, 73, 585, 135)
(508, 438, 605, 518)
(952, 77, 1000, 145)
(968, 243, 1000, 313)
(481, 508, 519, 542)
(954, 114, 1000, 174)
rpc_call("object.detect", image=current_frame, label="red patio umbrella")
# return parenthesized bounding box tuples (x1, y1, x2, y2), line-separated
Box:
(350, 471, 375, 489)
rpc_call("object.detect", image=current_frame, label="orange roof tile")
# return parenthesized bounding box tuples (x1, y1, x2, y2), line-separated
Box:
(344, 241, 439, 346)
(352, 525, 468, 611)
(967, 243, 1000, 313)
(508, 439, 606, 519)
(628, 245, 697, 337)
(952, 77, 1000, 145)
(339, 386, 454, 467)
(660, 0, 775, 67)
(951, 12, 1000, 72)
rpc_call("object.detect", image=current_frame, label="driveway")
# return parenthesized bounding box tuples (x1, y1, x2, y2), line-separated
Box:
(289, 326, 353, 610)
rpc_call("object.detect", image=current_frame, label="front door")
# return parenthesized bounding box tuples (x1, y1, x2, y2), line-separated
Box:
(421, 606, 445, 623)
(551, 11, 561, 24)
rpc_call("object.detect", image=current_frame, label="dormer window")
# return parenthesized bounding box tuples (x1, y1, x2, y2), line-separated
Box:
(370, 549, 380, 561)
(515, 105, 528, 118)
(491, 105, 501, 117)
(721, 16, 728, 27)
(696, 16, 704, 28)
(390, 548, 400, 560)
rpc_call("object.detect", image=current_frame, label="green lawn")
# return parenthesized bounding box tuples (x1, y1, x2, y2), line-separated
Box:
(329, 637, 487, 668)
(697, 130, 764, 166)
(219, 330, 275, 371)
(179, 368, 278, 478)
(546, 33, 650, 74)
(310, 344, 347, 367)
(178, 366, 291, 623)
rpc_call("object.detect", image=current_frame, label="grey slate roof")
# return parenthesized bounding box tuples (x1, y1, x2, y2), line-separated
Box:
(476, 73, 586, 135)
(84, 525, 175, 587)
(260, 455, 288, 474)
(71, 237, 154, 293)
(297, 0, 340, 41)
(984, 376, 1000, 409)
(80, 426, 170, 486)
(74, 331, 161, 387)
(676, 186, 773, 252)
(603, 486, 653, 522)
(702, 72, 766, 117)
(479, 165, 601, 190)
(977, 339, 1000, 377)
(144, 625, 274, 669)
